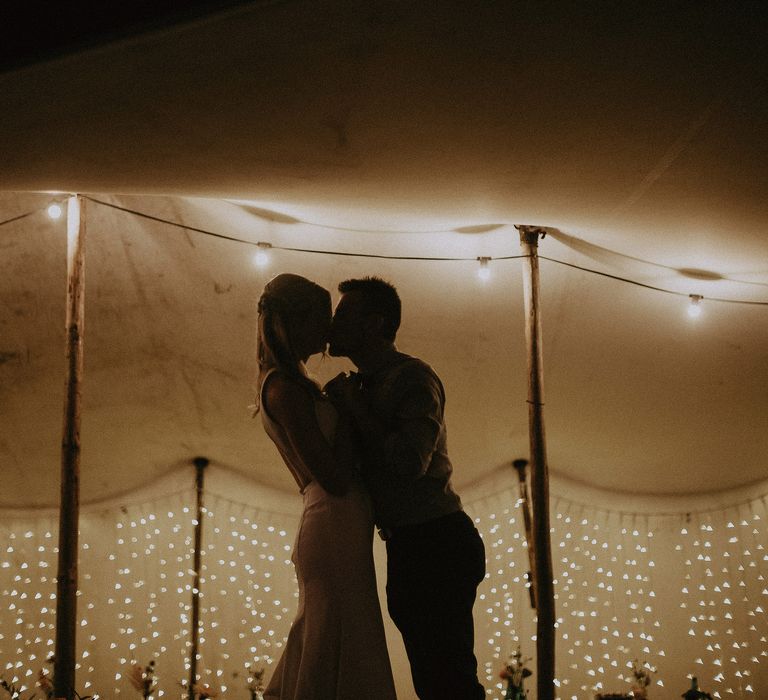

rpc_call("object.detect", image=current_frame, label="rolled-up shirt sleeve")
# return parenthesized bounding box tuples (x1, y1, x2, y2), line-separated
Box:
(382, 371, 444, 480)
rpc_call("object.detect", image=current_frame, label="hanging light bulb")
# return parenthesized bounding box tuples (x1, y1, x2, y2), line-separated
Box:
(477, 256, 492, 281)
(253, 242, 273, 268)
(47, 203, 63, 219)
(687, 294, 703, 318)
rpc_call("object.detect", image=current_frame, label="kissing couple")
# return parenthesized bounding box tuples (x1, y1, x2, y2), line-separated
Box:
(256, 273, 486, 700)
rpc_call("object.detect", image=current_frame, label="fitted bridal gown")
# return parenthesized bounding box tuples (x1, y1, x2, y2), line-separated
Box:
(260, 370, 396, 700)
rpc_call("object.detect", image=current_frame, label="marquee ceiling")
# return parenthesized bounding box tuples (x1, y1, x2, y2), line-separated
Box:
(1, 2, 766, 507)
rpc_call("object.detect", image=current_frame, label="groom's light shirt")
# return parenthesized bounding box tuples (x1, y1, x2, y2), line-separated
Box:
(359, 353, 463, 528)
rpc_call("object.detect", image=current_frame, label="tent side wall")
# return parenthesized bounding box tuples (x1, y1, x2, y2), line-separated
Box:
(2, 467, 766, 699)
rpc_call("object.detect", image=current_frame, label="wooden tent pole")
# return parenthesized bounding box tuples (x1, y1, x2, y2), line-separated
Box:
(512, 459, 537, 609)
(188, 457, 209, 699)
(54, 195, 86, 700)
(518, 226, 556, 700)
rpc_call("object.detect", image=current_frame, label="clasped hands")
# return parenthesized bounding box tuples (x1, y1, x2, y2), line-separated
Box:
(324, 371, 366, 417)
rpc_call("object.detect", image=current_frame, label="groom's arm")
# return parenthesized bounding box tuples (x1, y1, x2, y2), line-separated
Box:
(338, 366, 444, 481)
(379, 369, 443, 480)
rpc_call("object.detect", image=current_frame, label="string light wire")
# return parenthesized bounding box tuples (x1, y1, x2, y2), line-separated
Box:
(0, 205, 52, 228)
(84, 197, 768, 306)
(84, 197, 526, 262)
(537, 257, 768, 307)
(2, 197, 767, 307)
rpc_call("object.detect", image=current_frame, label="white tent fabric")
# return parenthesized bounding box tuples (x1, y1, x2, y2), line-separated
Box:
(2, 183, 768, 700)
(3, 192, 767, 507)
(1, 2, 768, 698)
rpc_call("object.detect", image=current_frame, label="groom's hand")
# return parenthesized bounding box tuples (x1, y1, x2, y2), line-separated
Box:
(325, 372, 364, 414)
(326, 372, 386, 470)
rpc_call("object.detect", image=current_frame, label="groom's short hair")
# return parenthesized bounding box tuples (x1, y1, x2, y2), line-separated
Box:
(338, 276, 401, 341)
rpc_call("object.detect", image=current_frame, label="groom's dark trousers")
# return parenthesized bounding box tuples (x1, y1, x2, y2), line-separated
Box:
(385, 510, 486, 700)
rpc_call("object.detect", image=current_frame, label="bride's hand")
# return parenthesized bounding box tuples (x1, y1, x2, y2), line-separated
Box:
(325, 372, 364, 414)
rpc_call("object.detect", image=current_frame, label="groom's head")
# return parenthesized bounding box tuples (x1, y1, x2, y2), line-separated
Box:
(329, 277, 401, 358)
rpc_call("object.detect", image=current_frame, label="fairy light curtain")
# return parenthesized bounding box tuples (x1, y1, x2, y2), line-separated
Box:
(0, 476, 300, 699)
(468, 480, 768, 699)
(2, 468, 766, 699)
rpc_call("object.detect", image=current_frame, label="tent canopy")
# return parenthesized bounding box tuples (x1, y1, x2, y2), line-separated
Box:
(1, 1, 767, 508)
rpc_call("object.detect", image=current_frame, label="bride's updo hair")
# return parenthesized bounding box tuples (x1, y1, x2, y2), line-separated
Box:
(255, 273, 330, 411)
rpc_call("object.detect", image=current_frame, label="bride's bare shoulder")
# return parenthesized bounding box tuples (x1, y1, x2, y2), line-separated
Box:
(263, 372, 314, 423)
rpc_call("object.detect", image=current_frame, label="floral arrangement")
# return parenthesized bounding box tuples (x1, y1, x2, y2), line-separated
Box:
(191, 682, 219, 699)
(499, 647, 532, 700)
(0, 676, 27, 699)
(245, 664, 266, 700)
(36, 669, 54, 699)
(630, 659, 654, 699)
(128, 660, 157, 699)
(0, 657, 92, 700)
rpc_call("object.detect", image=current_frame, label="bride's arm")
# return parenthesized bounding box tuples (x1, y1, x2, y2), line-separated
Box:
(263, 373, 353, 496)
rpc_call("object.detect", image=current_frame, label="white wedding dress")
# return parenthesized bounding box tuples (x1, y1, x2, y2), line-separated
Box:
(260, 370, 396, 700)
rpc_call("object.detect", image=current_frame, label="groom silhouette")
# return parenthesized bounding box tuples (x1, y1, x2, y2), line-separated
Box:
(326, 276, 486, 700)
